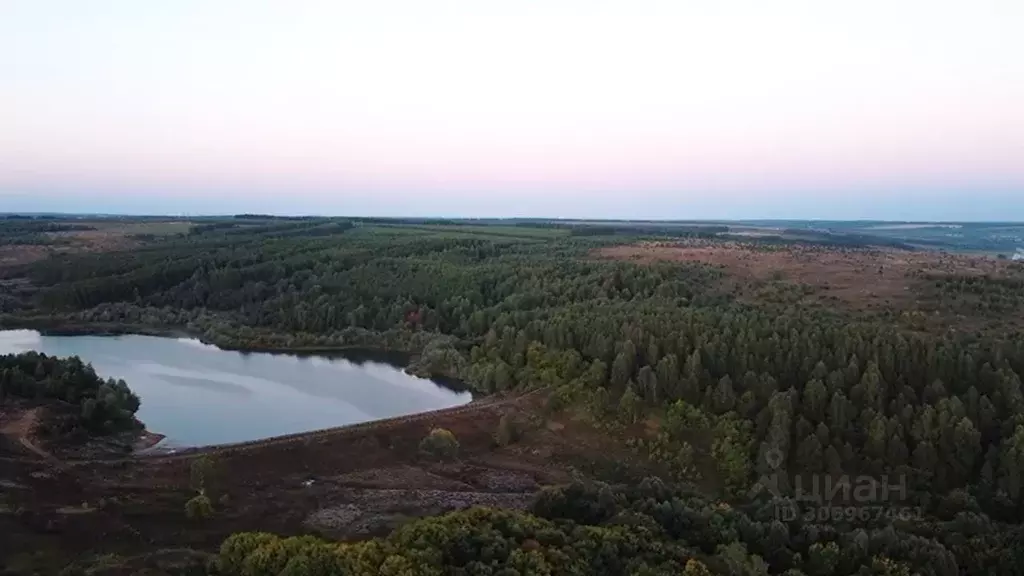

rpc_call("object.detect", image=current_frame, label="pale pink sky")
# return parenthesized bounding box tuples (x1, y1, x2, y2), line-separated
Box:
(1, 0, 1022, 219)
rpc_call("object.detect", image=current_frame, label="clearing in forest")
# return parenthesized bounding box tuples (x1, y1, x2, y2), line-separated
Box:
(593, 240, 1013, 311)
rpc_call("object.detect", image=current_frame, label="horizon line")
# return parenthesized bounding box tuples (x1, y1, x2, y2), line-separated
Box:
(3, 212, 1024, 225)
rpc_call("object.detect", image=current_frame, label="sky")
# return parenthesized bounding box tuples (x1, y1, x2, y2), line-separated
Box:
(1, 0, 1022, 220)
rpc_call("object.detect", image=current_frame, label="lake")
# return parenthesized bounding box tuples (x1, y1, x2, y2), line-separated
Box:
(0, 330, 472, 447)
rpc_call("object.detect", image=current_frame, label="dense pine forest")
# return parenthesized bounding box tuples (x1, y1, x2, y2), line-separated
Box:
(4, 216, 1024, 575)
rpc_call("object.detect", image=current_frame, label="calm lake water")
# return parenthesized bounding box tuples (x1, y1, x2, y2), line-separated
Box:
(0, 330, 472, 447)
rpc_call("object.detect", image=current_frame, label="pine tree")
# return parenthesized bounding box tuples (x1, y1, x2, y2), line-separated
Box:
(637, 365, 658, 404)
(710, 375, 737, 415)
(953, 417, 981, 476)
(610, 352, 631, 390)
(655, 354, 680, 400)
(618, 383, 643, 424)
(681, 350, 705, 405)
(803, 379, 828, 423)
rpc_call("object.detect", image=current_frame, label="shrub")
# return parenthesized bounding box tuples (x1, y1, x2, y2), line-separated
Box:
(494, 414, 520, 447)
(190, 455, 217, 494)
(185, 494, 214, 521)
(419, 428, 460, 461)
(218, 533, 279, 576)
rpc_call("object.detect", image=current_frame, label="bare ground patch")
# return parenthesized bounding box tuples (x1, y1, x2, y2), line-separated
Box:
(0, 406, 56, 462)
(47, 220, 192, 246)
(0, 220, 193, 275)
(0, 245, 50, 268)
(593, 240, 1017, 313)
(305, 488, 535, 539)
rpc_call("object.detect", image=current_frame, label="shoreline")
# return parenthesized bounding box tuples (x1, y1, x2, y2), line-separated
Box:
(0, 320, 477, 454)
(0, 318, 421, 358)
(132, 430, 167, 452)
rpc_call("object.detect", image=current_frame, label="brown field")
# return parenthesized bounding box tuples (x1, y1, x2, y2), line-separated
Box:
(0, 245, 50, 268)
(0, 220, 192, 272)
(45, 220, 193, 250)
(56, 220, 193, 238)
(0, 391, 647, 573)
(593, 239, 1014, 313)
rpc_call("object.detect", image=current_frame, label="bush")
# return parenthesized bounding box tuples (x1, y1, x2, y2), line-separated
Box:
(185, 494, 214, 521)
(494, 413, 520, 447)
(419, 428, 460, 461)
(218, 533, 279, 576)
(190, 455, 217, 494)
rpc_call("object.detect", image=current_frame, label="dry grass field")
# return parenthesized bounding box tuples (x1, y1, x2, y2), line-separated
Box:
(593, 239, 1024, 335)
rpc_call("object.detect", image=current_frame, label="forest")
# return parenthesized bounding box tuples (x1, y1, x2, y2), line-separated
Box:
(4, 216, 1024, 575)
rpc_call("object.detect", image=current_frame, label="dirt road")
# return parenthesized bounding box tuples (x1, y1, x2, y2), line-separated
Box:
(0, 407, 57, 462)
